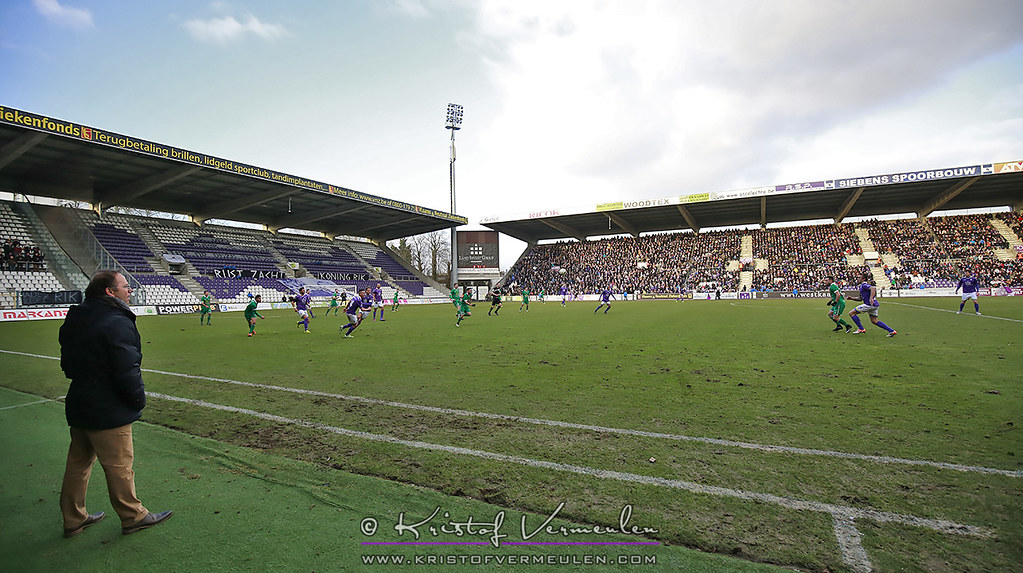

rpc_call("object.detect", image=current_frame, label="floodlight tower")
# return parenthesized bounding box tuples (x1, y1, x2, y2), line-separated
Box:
(445, 103, 463, 288)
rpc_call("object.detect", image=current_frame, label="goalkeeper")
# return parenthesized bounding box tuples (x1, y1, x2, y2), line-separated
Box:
(826, 278, 852, 333)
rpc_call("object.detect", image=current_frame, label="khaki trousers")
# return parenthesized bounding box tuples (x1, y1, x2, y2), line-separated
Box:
(60, 424, 148, 529)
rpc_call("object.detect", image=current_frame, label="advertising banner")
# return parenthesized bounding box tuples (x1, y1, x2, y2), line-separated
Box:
(19, 290, 82, 306)
(0, 105, 465, 224)
(0, 307, 69, 321)
(457, 230, 499, 269)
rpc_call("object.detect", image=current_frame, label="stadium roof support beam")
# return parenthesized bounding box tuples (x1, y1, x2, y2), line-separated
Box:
(540, 218, 586, 241)
(98, 165, 202, 204)
(196, 188, 298, 223)
(0, 131, 48, 171)
(760, 197, 767, 229)
(268, 203, 371, 232)
(675, 205, 699, 232)
(918, 176, 980, 217)
(833, 187, 864, 224)
(607, 212, 639, 237)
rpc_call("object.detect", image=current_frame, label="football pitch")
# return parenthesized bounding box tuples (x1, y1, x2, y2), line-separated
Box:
(1, 297, 1020, 572)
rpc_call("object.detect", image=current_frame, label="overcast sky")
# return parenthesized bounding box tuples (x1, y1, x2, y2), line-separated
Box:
(1, 0, 1021, 268)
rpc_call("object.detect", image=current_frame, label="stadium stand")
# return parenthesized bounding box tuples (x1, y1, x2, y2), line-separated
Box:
(505, 213, 1023, 295)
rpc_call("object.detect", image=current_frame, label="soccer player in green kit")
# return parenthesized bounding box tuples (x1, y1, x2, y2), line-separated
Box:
(519, 288, 530, 312)
(245, 294, 264, 337)
(327, 291, 341, 316)
(826, 278, 852, 332)
(449, 282, 461, 315)
(456, 288, 475, 327)
(199, 290, 213, 325)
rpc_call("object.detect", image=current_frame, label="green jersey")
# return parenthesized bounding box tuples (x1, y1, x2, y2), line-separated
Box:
(521, 290, 530, 302)
(829, 283, 844, 303)
(200, 295, 212, 312)
(328, 295, 339, 307)
(244, 299, 263, 320)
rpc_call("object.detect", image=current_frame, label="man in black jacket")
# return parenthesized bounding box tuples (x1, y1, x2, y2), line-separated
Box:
(58, 270, 172, 537)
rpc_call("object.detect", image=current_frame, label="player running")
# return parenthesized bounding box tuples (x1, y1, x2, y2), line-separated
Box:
(595, 288, 615, 314)
(392, 290, 400, 312)
(488, 288, 503, 316)
(372, 283, 386, 321)
(560, 285, 568, 307)
(359, 288, 373, 324)
(339, 290, 363, 338)
(847, 273, 897, 337)
(293, 287, 312, 333)
(519, 289, 530, 312)
(955, 271, 982, 315)
(199, 290, 213, 325)
(826, 278, 852, 332)
(244, 294, 264, 337)
(456, 288, 475, 326)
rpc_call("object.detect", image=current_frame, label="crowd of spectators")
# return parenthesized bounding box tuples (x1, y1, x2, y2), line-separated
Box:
(505, 230, 741, 295)
(505, 212, 1023, 294)
(927, 213, 1008, 258)
(2, 239, 45, 271)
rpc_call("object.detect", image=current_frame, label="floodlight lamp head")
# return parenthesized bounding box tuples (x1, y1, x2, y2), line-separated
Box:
(445, 103, 463, 130)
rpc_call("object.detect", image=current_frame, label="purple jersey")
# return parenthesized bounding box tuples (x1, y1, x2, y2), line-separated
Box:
(295, 293, 311, 311)
(957, 276, 980, 294)
(601, 289, 613, 302)
(858, 282, 877, 306)
(560, 286, 567, 296)
(360, 295, 373, 310)
(345, 295, 362, 314)
(372, 287, 383, 302)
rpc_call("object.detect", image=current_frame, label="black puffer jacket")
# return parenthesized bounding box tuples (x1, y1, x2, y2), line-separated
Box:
(59, 296, 146, 430)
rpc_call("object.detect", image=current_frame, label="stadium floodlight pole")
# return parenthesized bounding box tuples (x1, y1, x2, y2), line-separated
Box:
(446, 103, 463, 289)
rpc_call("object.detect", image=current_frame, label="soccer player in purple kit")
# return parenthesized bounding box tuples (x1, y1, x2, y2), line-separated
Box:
(294, 287, 312, 333)
(371, 282, 386, 321)
(560, 285, 568, 307)
(847, 273, 897, 337)
(595, 288, 615, 314)
(339, 289, 363, 338)
(359, 287, 373, 324)
(955, 270, 981, 315)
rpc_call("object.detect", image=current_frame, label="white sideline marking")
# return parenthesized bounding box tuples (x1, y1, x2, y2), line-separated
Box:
(0, 398, 52, 411)
(1, 348, 1019, 478)
(149, 390, 995, 546)
(886, 301, 1023, 323)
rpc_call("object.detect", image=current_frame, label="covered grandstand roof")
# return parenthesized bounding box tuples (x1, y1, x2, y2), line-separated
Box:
(0, 105, 465, 242)
(482, 160, 1023, 244)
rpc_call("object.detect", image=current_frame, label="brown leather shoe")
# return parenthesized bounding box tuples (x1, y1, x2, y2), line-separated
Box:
(122, 510, 173, 535)
(63, 511, 106, 538)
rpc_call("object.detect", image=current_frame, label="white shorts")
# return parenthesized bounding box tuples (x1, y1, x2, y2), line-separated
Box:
(373, 300, 384, 308)
(854, 304, 879, 316)
(297, 309, 309, 318)
(960, 292, 978, 301)
(346, 313, 359, 325)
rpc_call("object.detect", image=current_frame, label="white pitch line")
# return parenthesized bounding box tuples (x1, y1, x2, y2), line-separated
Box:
(832, 514, 873, 573)
(885, 301, 1023, 323)
(0, 398, 52, 411)
(1, 348, 1019, 478)
(148, 390, 994, 542)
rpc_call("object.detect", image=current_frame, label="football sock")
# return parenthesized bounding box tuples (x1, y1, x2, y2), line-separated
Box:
(851, 315, 864, 329)
(959, 302, 965, 311)
(974, 303, 980, 312)
(876, 321, 893, 333)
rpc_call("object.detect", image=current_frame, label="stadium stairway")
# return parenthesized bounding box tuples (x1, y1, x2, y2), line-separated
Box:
(13, 202, 88, 291)
(990, 218, 1022, 261)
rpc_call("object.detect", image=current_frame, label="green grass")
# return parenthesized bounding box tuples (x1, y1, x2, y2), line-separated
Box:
(1, 297, 1020, 572)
